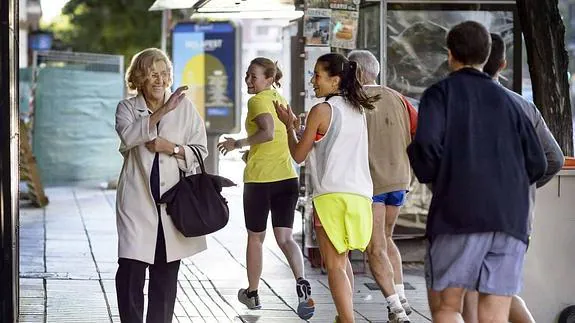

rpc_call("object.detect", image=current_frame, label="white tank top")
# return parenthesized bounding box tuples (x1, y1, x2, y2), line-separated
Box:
(307, 96, 373, 199)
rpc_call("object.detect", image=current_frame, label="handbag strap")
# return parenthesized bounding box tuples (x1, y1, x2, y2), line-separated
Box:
(189, 145, 206, 174)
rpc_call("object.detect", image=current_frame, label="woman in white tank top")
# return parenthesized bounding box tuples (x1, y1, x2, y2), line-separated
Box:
(274, 53, 379, 323)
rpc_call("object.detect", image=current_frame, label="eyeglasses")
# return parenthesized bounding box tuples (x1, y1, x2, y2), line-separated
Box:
(149, 72, 170, 82)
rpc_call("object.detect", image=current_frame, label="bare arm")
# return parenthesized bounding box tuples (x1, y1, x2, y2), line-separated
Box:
(237, 113, 274, 147)
(277, 102, 330, 164)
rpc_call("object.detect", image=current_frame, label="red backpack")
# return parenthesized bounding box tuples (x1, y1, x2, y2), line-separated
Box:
(388, 88, 418, 139)
(401, 95, 418, 139)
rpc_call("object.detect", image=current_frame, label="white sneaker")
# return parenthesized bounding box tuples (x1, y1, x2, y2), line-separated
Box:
(388, 305, 411, 323)
(401, 298, 412, 315)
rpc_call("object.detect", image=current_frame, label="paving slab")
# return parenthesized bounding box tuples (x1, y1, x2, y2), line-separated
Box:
(19, 159, 431, 322)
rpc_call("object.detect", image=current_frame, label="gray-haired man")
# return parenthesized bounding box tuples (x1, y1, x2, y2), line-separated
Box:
(348, 49, 413, 323)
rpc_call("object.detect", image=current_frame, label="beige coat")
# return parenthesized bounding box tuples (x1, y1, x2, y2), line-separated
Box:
(115, 91, 208, 264)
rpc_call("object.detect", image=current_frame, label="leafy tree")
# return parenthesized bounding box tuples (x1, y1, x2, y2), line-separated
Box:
(47, 0, 163, 62)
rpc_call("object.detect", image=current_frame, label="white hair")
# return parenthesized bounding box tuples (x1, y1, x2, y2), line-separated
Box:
(347, 50, 380, 84)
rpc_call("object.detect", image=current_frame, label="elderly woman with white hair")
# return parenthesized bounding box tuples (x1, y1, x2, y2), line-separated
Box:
(114, 48, 208, 323)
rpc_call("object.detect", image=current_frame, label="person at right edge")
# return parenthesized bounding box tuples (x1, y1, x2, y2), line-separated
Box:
(407, 21, 547, 322)
(461, 32, 564, 323)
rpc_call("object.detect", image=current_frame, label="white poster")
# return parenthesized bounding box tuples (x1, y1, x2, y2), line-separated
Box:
(330, 10, 359, 50)
(304, 46, 331, 112)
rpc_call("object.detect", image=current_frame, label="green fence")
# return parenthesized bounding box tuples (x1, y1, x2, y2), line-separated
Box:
(31, 67, 123, 185)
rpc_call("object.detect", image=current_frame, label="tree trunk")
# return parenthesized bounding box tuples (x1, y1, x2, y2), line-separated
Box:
(517, 0, 573, 156)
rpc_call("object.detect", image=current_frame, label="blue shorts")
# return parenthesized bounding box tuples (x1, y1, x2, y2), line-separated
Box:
(372, 190, 407, 206)
(425, 232, 527, 296)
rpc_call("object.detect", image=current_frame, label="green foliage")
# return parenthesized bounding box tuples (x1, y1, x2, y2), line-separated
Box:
(46, 0, 163, 62)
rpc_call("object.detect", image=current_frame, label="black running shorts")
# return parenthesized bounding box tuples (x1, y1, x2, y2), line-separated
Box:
(243, 178, 299, 232)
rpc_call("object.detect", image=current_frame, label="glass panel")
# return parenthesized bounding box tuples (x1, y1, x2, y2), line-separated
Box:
(386, 9, 515, 103)
(357, 3, 381, 64)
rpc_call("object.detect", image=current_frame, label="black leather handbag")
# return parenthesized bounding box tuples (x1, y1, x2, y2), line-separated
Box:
(159, 145, 235, 237)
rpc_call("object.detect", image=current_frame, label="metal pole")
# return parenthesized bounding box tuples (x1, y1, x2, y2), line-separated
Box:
(161, 9, 169, 53)
(0, 0, 20, 321)
(205, 135, 220, 175)
(380, 0, 387, 86)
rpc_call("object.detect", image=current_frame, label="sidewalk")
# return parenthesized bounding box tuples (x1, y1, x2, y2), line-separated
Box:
(18, 159, 431, 323)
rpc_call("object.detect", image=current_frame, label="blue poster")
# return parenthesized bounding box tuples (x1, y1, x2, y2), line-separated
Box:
(172, 22, 239, 134)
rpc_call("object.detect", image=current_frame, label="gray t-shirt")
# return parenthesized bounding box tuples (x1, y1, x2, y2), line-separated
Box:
(502, 86, 564, 233)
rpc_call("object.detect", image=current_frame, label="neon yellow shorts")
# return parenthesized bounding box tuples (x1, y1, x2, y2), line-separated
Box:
(313, 193, 373, 254)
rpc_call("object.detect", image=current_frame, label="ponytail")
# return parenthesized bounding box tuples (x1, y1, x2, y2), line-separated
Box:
(317, 53, 379, 112)
(341, 60, 379, 110)
(273, 61, 283, 88)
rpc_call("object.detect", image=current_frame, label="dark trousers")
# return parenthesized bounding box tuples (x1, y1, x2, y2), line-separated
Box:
(115, 212, 180, 323)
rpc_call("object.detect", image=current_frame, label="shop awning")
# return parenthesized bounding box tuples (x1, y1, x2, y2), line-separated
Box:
(149, 0, 297, 11)
(149, 0, 203, 11)
(149, 0, 302, 19)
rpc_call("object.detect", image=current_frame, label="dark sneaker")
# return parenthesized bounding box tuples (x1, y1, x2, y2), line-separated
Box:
(238, 288, 261, 310)
(388, 305, 411, 323)
(296, 278, 315, 320)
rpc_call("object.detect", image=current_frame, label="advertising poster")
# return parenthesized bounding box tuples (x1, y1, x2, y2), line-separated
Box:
(304, 8, 332, 46)
(304, 46, 331, 111)
(329, 0, 360, 11)
(305, 0, 329, 8)
(172, 22, 238, 133)
(330, 10, 359, 49)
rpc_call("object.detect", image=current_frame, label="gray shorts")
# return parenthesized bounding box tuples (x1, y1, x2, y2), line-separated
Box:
(424, 232, 527, 296)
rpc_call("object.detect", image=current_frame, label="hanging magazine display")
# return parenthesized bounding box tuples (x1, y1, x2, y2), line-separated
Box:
(305, 0, 329, 9)
(330, 10, 359, 49)
(330, 0, 360, 11)
(304, 8, 332, 46)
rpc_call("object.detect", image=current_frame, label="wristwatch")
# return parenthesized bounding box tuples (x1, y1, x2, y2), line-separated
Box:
(171, 145, 180, 156)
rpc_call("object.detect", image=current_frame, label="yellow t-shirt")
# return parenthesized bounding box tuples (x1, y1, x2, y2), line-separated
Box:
(243, 89, 297, 183)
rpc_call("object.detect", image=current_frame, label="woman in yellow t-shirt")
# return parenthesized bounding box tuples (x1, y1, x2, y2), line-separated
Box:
(217, 57, 314, 320)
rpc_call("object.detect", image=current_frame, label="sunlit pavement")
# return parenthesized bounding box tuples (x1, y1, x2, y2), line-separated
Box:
(18, 158, 431, 323)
